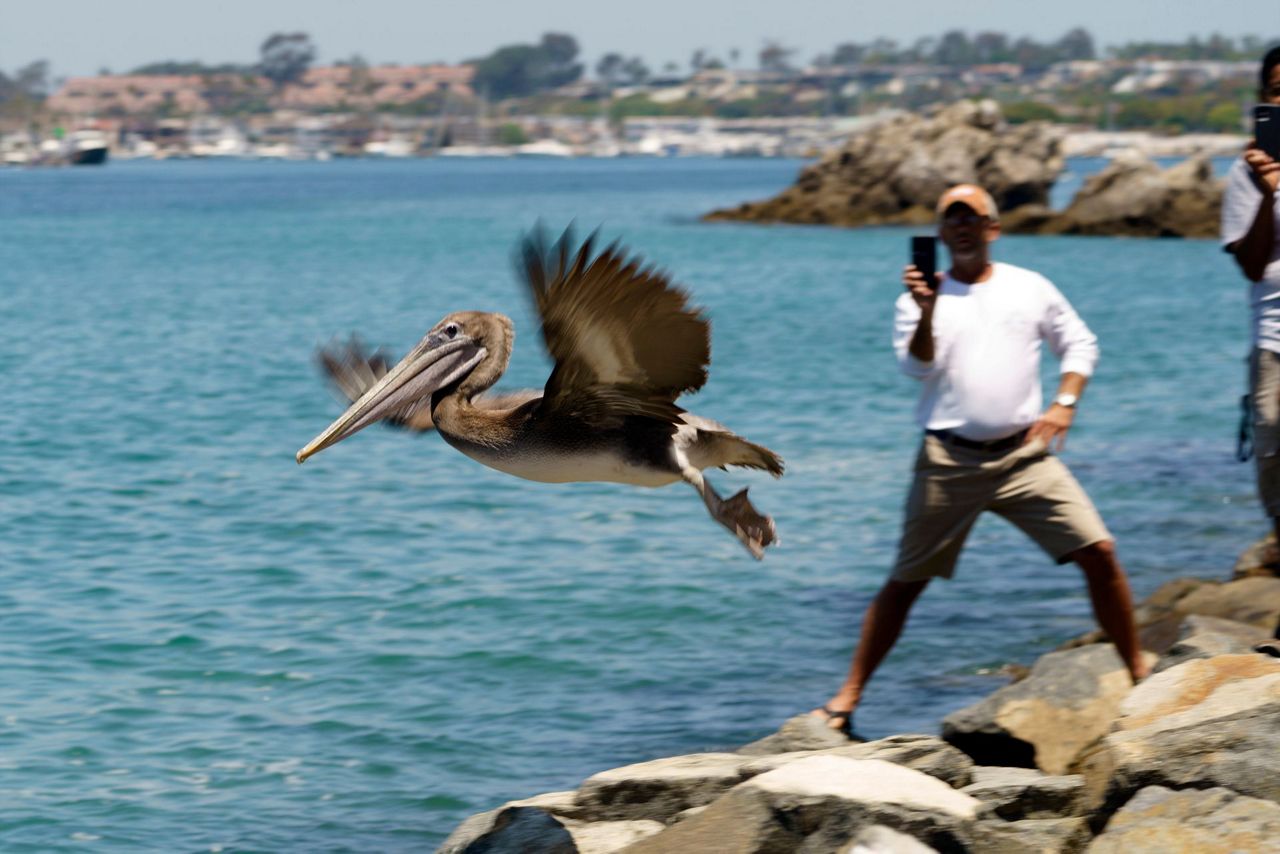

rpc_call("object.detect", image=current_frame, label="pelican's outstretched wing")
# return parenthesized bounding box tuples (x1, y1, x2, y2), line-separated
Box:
(519, 227, 710, 422)
(317, 337, 539, 432)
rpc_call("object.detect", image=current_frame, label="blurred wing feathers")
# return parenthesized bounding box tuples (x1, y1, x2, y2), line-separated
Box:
(521, 228, 710, 412)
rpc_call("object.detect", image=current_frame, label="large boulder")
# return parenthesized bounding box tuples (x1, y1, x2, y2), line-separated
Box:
(573, 753, 751, 823)
(436, 805, 576, 854)
(1002, 151, 1222, 238)
(742, 734, 975, 789)
(1151, 614, 1269, 673)
(1232, 532, 1280, 579)
(973, 817, 1091, 853)
(1172, 576, 1280, 629)
(1059, 575, 1280, 652)
(940, 645, 1149, 774)
(1087, 785, 1280, 853)
(1081, 654, 1280, 820)
(704, 100, 1062, 228)
(622, 756, 982, 854)
(959, 766, 1086, 821)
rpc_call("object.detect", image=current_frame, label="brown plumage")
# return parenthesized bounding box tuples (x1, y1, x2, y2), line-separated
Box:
(300, 227, 783, 558)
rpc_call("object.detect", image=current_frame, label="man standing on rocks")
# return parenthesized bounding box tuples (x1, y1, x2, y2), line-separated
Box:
(1224, 46, 1280, 566)
(813, 184, 1148, 737)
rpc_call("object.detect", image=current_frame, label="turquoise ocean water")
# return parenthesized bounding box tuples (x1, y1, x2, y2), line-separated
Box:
(0, 156, 1258, 850)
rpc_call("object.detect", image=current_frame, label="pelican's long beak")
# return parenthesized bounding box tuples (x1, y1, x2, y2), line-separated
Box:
(297, 336, 486, 463)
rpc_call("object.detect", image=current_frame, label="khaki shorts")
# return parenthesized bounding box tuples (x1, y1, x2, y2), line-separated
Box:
(1250, 348, 1280, 518)
(891, 434, 1112, 582)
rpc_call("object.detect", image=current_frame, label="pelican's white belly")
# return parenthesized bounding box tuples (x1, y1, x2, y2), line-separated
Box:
(459, 446, 679, 487)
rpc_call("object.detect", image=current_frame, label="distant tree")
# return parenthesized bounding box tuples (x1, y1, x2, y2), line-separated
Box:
(934, 30, 975, 66)
(973, 31, 1010, 64)
(758, 41, 796, 74)
(622, 57, 650, 84)
(596, 52, 626, 85)
(202, 73, 268, 115)
(830, 42, 865, 66)
(345, 54, 376, 99)
(13, 60, 49, 98)
(690, 49, 708, 73)
(729, 48, 741, 68)
(131, 60, 250, 76)
(259, 32, 316, 89)
(1055, 28, 1096, 61)
(864, 38, 900, 64)
(496, 122, 528, 145)
(470, 32, 582, 99)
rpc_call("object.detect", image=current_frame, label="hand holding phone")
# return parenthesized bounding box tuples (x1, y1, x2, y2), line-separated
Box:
(911, 236, 938, 291)
(1256, 105, 1280, 161)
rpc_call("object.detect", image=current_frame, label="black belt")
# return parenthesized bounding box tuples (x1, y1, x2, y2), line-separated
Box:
(926, 428, 1028, 453)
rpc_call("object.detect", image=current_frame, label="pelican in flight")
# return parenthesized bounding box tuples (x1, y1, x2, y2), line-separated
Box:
(297, 229, 783, 558)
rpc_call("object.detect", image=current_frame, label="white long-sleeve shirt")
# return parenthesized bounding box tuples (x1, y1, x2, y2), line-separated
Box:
(893, 261, 1099, 441)
(1220, 157, 1280, 353)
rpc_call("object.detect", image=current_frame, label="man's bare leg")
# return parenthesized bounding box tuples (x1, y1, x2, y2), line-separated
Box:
(1068, 540, 1148, 683)
(813, 578, 930, 731)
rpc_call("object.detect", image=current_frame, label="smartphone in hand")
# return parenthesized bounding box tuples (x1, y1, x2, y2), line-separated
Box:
(911, 236, 938, 290)
(1257, 104, 1280, 160)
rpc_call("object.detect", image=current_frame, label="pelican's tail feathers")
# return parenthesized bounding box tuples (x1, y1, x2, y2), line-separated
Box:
(716, 434, 785, 478)
(678, 415, 784, 478)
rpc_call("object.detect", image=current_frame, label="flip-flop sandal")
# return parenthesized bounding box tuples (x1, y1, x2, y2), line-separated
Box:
(814, 705, 855, 739)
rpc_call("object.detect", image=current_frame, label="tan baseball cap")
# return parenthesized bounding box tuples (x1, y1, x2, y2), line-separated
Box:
(936, 184, 999, 222)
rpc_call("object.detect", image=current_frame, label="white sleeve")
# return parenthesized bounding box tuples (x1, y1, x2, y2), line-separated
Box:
(1222, 157, 1261, 249)
(893, 292, 936, 379)
(1040, 280, 1098, 378)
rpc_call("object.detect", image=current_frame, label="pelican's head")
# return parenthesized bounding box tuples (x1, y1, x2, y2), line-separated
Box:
(296, 311, 513, 463)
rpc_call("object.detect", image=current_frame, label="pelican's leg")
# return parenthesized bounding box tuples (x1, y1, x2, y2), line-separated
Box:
(678, 453, 777, 559)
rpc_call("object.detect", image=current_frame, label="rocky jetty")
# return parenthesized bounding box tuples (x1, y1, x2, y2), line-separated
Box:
(438, 545, 1280, 853)
(1001, 152, 1224, 238)
(704, 102, 1227, 239)
(703, 100, 1064, 228)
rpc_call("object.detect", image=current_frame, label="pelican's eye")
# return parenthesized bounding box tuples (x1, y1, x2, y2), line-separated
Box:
(443, 323, 460, 339)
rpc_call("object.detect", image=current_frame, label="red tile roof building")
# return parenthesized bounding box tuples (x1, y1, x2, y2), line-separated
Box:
(48, 64, 475, 116)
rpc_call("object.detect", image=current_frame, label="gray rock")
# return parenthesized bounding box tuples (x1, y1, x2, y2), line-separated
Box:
(838, 824, 940, 853)
(436, 805, 575, 854)
(1082, 654, 1280, 819)
(741, 734, 974, 789)
(1232, 532, 1280, 580)
(623, 756, 981, 854)
(704, 100, 1062, 228)
(1152, 615, 1269, 674)
(737, 712, 857, 755)
(974, 817, 1091, 853)
(941, 645, 1151, 774)
(560, 818, 662, 853)
(573, 752, 750, 823)
(1002, 152, 1222, 238)
(960, 766, 1085, 820)
(1173, 576, 1280, 629)
(1087, 786, 1280, 853)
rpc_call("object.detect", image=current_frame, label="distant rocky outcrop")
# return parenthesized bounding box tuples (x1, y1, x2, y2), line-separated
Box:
(438, 536, 1280, 853)
(1001, 151, 1224, 238)
(704, 102, 1228, 239)
(703, 100, 1064, 228)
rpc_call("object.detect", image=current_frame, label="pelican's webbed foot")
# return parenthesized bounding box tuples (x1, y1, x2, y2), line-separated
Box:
(718, 487, 777, 560)
(682, 465, 777, 559)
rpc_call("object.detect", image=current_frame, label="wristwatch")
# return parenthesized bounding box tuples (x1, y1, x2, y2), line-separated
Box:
(1054, 393, 1079, 409)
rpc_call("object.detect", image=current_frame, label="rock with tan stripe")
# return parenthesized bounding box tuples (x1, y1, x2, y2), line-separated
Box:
(1081, 654, 1280, 818)
(940, 645, 1152, 774)
(1087, 786, 1280, 853)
